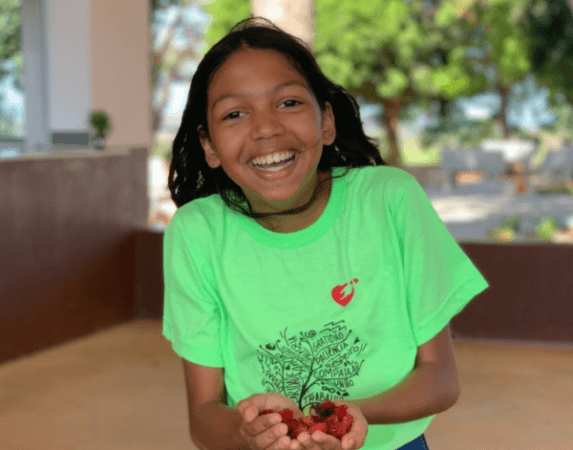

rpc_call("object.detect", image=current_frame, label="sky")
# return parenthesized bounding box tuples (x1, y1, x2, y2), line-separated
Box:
(0, 3, 560, 138)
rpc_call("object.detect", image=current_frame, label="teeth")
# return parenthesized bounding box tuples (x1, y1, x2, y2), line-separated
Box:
(252, 151, 294, 166)
(254, 157, 295, 172)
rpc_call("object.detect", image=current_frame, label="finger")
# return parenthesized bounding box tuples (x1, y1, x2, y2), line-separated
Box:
(297, 431, 321, 450)
(311, 431, 342, 450)
(245, 406, 258, 422)
(289, 438, 303, 450)
(245, 411, 282, 437)
(236, 399, 251, 418)
(255, 422, 289, 450)
(341, 435, 354, 450)
(266, 434, 291, 450)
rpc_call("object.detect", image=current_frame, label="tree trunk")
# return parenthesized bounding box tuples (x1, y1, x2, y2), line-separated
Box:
(381, 96, 403, 167)
(250, 0, 314, 47)
(498, 85, 510, 139)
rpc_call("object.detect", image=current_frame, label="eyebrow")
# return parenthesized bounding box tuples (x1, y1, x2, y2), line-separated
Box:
(211, 81, 310, 112)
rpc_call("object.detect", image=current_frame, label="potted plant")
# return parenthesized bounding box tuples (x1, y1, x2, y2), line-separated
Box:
(89, 110, 112, 149)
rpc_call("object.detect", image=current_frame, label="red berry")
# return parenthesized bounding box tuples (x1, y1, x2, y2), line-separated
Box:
(300, 416, 315, 427)
(308, 422, 328, 435)
(259, 410, 274, 416)
(279, 409, 294, 421)
(321, 400, 336, 411)
(285, 419, 299, 430)
(292, 424, 307, 439)
(335, 405, 347, 418)
(341, 414, 354, 434)
(325, 414, 340, 427)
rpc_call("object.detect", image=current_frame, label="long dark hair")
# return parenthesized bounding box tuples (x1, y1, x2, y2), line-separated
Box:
(168, 17, 387, 219)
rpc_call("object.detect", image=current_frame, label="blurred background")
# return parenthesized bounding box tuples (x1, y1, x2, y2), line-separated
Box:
(1, 0, 573, 243)
(1, 1, 572, 449)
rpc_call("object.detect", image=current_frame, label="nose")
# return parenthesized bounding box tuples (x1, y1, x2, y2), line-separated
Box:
(249, 108, 285, 140)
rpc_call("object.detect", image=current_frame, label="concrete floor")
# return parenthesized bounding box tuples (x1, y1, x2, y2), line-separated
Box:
(1, 319, 572, 450)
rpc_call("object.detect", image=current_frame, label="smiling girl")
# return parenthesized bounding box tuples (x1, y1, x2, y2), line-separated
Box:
(163, 18, 489, 450)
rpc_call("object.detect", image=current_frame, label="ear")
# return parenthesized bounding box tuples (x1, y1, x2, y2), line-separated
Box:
(198, 125, 221, 169)
(321, 102, 336, 146)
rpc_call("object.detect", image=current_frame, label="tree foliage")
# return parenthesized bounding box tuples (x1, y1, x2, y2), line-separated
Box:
(201, 0, 251, 49)
(0, 0, 21, 89)
(150, 0, 205, 138)
(526, 0, 573, 104)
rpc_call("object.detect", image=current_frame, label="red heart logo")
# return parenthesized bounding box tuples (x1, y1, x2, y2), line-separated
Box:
(331, 281, 357, 307)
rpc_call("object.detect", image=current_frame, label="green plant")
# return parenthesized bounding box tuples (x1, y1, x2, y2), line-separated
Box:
(89, 110, 112, 137)
(535, 217, 559, 242)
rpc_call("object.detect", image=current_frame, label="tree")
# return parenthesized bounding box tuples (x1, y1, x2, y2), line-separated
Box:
(0, 0, 21, 137)
(257, 321, 367, 414)
(314, 0, 486, 166)
(202, 0, 251, 47)
(0, 0, 21, 87)
(150, 0, 205, 140)
(527, 0, 573, 105)
(464, 0, 531, 138)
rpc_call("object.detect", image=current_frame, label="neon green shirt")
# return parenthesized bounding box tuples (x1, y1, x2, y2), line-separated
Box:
(163, 165, 489, 449)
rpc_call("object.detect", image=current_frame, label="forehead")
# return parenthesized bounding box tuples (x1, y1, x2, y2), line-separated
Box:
(207, 47, 309, 101)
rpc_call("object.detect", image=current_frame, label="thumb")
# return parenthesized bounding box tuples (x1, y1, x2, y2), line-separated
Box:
(237, 394, 263, 418)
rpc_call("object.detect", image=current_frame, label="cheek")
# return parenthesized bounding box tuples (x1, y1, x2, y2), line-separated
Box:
(212, 127, 245, 156)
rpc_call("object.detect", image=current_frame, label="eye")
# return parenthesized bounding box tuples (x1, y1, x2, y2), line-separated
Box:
(280, 99, 301, 108)
(223, 111, 244, 121)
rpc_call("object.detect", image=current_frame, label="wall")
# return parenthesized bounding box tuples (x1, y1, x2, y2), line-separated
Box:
(90, 0, 152, 148)
(0, 147, 148, 364)
(134, 233, 573, 344)
(46, 0, 91, 131)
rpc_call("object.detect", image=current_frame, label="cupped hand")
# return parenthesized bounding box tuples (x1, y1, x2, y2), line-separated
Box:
(294, 400, 368, 450)
(237, 392, 305, 450)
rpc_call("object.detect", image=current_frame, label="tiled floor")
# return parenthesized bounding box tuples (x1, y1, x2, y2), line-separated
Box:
(2, 319, 572, 450)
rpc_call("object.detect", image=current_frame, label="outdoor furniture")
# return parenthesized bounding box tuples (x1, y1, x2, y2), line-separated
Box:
(527, 144, 573, 188)
(440, 148, 506, 193)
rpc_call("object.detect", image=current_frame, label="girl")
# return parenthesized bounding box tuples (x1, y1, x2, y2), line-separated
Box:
(163, 18, 489, 450)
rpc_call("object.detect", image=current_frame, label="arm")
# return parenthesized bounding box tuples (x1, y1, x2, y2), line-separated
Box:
(350, 324, 460, 424)
(191, 401, 250, 450)
(182, 359, 249, 450)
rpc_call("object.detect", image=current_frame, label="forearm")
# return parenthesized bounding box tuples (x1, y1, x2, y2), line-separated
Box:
(190, 401, 249, 450)
(351, 363, 460, 425)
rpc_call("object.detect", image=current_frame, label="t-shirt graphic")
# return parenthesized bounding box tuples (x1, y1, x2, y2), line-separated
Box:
(331, 278, 359, 307)
(257, 320, 366, 415)
(163, 165, 490, 449)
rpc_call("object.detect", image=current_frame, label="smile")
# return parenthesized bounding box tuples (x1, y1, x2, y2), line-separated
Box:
(251, 154, 296, 172)
(250, 151, 297, 172)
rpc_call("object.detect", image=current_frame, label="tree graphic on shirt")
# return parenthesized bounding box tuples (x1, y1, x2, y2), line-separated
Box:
(256, 320, 367, 414)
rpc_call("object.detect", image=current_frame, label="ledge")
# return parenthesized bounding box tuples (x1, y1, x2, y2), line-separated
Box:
(0, 146, 142, 162)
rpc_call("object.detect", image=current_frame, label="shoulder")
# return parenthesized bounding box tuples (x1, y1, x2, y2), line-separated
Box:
(345, 165, 418, 199)
(165, 193, 226, 241)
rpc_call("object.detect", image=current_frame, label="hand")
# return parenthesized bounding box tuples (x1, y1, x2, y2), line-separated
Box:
(294, 400, 368, 450)
(237, 392, 305, 450)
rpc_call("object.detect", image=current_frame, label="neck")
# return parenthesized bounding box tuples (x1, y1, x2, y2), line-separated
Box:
(256, 171, 332, 233)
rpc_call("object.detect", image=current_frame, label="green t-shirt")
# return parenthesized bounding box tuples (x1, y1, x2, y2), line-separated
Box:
(163, 165, 489, 449)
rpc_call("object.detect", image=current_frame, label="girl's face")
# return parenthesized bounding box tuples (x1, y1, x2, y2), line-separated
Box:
(199, 46, 336, 214)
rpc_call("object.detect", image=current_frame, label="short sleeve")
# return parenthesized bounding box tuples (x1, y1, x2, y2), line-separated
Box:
(394, 177, 490, 346)
(162, 214, 224, 367)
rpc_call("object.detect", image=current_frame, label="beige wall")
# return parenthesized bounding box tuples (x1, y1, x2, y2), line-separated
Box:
(90, 0, 152, 148)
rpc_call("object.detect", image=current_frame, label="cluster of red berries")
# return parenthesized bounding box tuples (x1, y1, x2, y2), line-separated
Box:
(258, 400, 354, 440)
